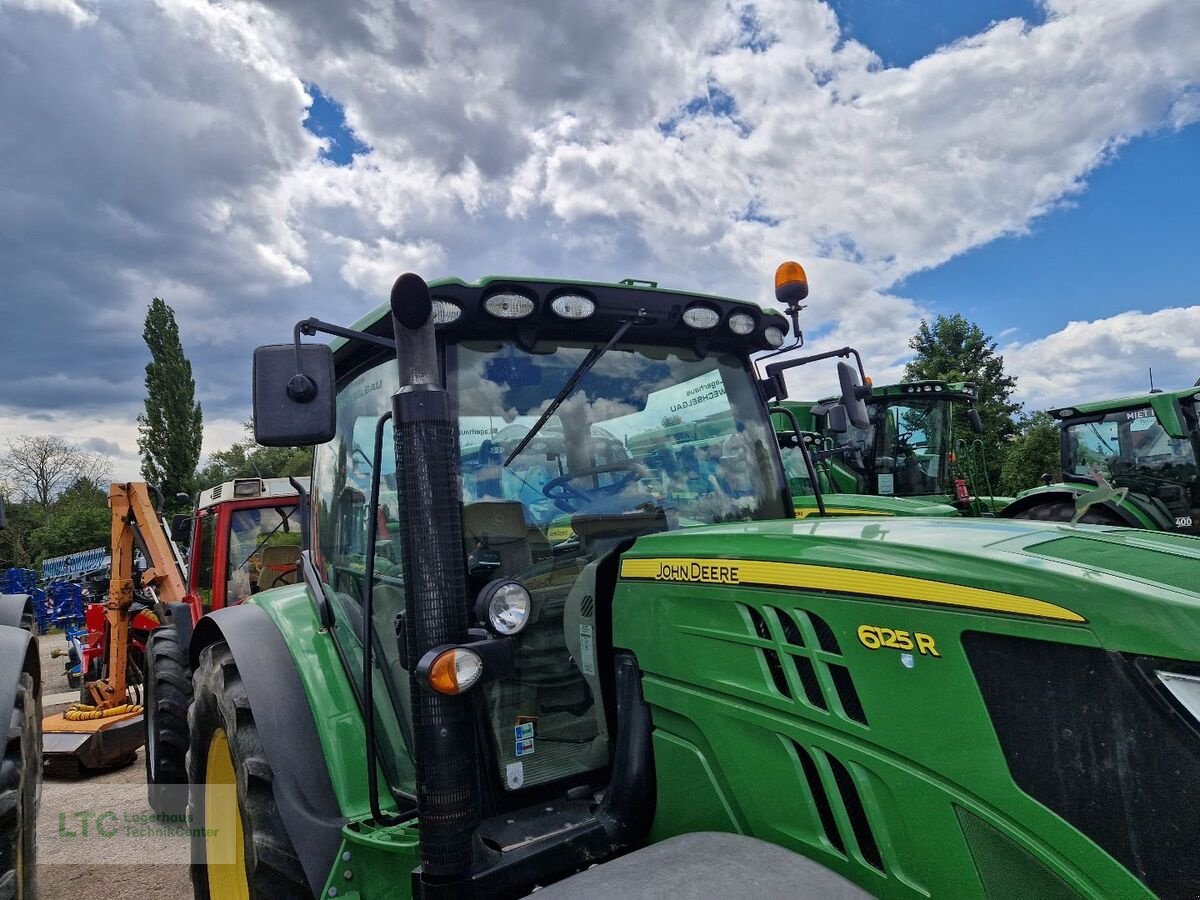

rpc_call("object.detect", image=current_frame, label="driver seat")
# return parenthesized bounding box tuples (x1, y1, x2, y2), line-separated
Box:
(462, 501, 551, 579)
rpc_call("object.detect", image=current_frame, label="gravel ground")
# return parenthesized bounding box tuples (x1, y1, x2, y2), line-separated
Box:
(36, 631, 192, 899)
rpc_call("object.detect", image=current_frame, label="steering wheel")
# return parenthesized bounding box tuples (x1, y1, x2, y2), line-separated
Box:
(262, 565, 298, 590)
(542, 462, 649, 512)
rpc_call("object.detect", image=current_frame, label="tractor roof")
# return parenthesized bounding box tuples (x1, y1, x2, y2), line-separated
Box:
(1049, 383, 1200, 419)
(196, 476, 307, 510)
(335, 275, 784, 353)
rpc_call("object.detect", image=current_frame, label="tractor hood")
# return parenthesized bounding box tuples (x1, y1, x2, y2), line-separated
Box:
(621, 517, 1200, 659)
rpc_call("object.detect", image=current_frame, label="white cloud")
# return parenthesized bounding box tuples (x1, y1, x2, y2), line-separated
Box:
(1004, 306, 1200, 407)
(0, 0, 1198, 468)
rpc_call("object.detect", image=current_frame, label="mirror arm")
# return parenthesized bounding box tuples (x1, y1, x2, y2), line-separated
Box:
(764, 345, 868, 401)
(289, 318, 397, 402)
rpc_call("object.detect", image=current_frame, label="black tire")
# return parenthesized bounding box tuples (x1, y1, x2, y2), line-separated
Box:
(0, 673, 39, 900)
(187, 642, 306, 899)
(145, 626, 192, 817)
(1010, 499, 1126, 525)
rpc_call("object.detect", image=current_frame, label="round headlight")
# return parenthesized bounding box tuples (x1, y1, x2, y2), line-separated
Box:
(432, 299, 462, 325)
(763, 326, 785, 348)
(682, 305, 720, 330)
(422, 647, 484, 695)
(550, 294, 595, 319)
(484, 292, 536, 319)
(477, 579, 532, 636)
(727, 312, 755, 335)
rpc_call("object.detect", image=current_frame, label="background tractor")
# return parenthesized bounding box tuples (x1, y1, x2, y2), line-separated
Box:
(1001, 384, 1200, 533)
(774, 374, 1008, 518)
(0, 494, 40, 900)
(142, 475, 304, 815)
(182, 268, 1200, 899)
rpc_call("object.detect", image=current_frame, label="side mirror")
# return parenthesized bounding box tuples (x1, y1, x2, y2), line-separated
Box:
(170, 514, 192, 545)
(0, 494, 7, 531)
(968, 409, 984, 434)
(825, 405, 849, 434)
(253, 343, 336, 446)
(837, 361, 870, 429)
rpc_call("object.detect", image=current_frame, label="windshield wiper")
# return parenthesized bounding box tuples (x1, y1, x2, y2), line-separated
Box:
(504, 321, 632, 467)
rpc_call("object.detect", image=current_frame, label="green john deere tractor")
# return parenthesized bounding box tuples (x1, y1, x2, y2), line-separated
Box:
(1001, 384, 1200, 535)
(773, 370, 1011, 519)
(1, 496, 41, 900)
(186, 268, 1200, 899)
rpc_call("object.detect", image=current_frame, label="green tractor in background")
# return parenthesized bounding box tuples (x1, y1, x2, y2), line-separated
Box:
(184, 265, 1200, 899)
(772, 369, 1005, 519)
(1001, 383, 1200, 534)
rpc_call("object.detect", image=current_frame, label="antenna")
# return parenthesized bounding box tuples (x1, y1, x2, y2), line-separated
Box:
(1149, 367, 1163, 394)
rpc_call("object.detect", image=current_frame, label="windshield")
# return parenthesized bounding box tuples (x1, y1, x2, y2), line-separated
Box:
(1066, 406, 1199, 526)
(454, 340, 787, 527)
(224, 506, 301, 603)
(870, 400, 951, 496)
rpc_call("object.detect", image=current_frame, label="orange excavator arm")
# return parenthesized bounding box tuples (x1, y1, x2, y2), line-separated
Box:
(86, 482, 187, 709)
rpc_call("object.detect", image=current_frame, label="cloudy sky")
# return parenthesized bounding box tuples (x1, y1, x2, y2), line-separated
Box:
(1, 0, 1198, 481)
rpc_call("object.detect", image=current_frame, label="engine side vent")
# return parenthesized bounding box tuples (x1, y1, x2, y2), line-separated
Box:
(791, 655, 826, 710)
(772, 607, 805, 646)
(791, 741, 845, 855)
(829, 664, 868, 726)
(746, 604, 770, 640)
(808, 611, 842, 654)
(955, 806, 1082, 900)
(827, 755, 883, 871)
(744, 605, 791, 699)
(210, 484, 223, 500)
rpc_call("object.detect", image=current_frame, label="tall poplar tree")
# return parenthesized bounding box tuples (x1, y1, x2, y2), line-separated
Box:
(137, 298, 203, 504)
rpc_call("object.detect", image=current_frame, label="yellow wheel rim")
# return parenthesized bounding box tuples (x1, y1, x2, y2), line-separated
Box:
(204, 728, 250, 900)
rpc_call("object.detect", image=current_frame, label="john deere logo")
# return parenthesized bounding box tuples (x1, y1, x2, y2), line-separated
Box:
(655, 561, 740, 584)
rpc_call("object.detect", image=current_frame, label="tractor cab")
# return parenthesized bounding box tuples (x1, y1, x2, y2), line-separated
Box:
(1050, 387, 1200, 533)
(183, 476, 306, 616)
(307, 285, 791, 803)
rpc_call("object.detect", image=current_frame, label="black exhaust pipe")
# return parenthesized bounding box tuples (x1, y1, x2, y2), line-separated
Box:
(388, 273, 480, 880)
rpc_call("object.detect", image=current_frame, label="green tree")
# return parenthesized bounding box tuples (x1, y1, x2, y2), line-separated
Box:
(1, 434, 110, 508)
(28, 479, 111, 564)
(0, 497, 46, 570)
(904, 314, 1022, 483)
(195, 423, 312, 490)
(998, 411, 1062, 496)
(137, 297, 203, 506)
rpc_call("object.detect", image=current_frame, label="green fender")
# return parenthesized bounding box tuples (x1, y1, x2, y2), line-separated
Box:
(1000, 481, 1170, 530)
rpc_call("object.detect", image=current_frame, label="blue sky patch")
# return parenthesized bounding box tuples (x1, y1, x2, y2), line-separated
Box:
(829, 0, 1045, 68)
(898, 125, 1200, 343)
(303, 83, 370, 165)
(659, 83, 750, 137)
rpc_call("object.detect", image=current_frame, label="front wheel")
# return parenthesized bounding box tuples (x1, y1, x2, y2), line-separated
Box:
(0, 673, 39, 900)
(187, 641, 305, 899)
(145, 626, 192, 817)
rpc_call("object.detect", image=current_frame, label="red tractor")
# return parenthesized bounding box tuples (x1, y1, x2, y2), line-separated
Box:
(144, 476, 305, 813)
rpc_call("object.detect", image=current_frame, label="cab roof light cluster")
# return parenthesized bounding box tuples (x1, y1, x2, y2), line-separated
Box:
(682, 305, 720, 330)
(549, 293, 595, 320)
(484, 291, 536, 319)
(432, 299, 463, 325)
(233, 478, 262, 497)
